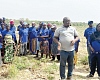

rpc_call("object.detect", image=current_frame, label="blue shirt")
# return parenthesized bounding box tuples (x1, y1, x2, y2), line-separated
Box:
(10, 26, 16, 33)
(75, 39, 80, 51)
(37, 27, 43, 41)
(19, 28, 29, 43)
(91, 41, 100, 52)
(28, 27, 37, 40)
(84, 27, 96, 46)
(0, 28, 6, 34)
(10, 26, 16, 41)
(0, 28, 6, 46)
(49, 30, 55, 44)
(18, 25, 22, 31)
(39, 28, 49, 41)
(2, 30, 14, 39)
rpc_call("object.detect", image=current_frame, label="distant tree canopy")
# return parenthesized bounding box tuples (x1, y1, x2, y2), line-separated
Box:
(5, 18, 97, 27)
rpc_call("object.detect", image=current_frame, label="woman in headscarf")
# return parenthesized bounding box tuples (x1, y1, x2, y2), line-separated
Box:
(87, 23, 100, 79)
(50, 25, 60, 61)
(2, 24, 14, 63)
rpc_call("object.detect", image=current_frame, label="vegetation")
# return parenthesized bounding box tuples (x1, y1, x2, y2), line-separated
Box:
(0, 19, 98, 80)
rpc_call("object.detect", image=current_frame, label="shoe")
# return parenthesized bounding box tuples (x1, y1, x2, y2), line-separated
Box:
(51, 58, 55, 61)
(67, 76, 72, 80)
(61, 77, 65, 80)
(87, 74, 94, 78)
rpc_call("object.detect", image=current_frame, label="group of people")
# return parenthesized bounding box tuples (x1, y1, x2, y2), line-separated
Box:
(0, 17, 99, 80)
(0, 18, 62, 64)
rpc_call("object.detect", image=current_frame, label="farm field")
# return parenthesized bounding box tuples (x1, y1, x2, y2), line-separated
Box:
(0, 25, 99, 80)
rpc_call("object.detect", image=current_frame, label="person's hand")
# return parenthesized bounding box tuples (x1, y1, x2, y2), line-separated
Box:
(70, 40, 75, 46)
(58, 42, 61, 51)
(90, 47, 95, 53)
(0, 34, 2, 38)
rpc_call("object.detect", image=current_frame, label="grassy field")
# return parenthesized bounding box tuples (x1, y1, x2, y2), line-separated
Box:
(0, 25, 99, 80)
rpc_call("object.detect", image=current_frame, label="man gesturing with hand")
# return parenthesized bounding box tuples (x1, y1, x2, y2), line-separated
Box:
(53, 17, 79, 80)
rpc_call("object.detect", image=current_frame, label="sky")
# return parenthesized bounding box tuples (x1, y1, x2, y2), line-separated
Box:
(0, 0, 100, 22)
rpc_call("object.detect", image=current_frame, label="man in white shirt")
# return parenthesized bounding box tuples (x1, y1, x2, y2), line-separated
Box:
(53, 17, 79, 80)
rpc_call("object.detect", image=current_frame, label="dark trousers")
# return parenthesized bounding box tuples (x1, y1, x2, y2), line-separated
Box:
(90, 52, 100, 76)
(52, 55, 60, 61)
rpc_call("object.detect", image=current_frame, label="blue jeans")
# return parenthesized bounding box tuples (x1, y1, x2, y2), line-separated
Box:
(60, 50, 74, 79)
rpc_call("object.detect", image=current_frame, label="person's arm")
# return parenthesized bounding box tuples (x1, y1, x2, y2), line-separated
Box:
(88, 44, 94, 53)
(84, 30, 87, 39)
(71, 28, 79, 46)
(40, 30, 49, 39)
(18, 30, 22, 44)
(53, 37, 61, 50)
(88, 35, 95, 52)
(75, 41, 79, 52)
(53, 28, 61, 50)
(0, 32, 2, 38)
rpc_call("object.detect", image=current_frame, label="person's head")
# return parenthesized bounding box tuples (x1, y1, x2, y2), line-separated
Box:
(22, 22, 27, 28)
(32, 22, 36, 27)
(43, 23, 47, 29)
(10, 20, 14, 26)
(0, 18, 3, 23)
(96, 23, 100, 32)
(51, 25, 56, 32)
(20, 20, 24, 25)
(39, 22, 43, 28)
(1, 23, 5, 29)
(3, 17, 5, 22)
(88, 21, 93, 27)
(47, 23, 51, 29)
(6, 24, 10, 31)
(63, 17, 71, 27)
(27, 23, 30, 28)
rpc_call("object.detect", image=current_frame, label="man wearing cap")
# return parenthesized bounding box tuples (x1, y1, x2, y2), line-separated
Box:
(84, 21, 96, 68)
(53, 17, 79, 80)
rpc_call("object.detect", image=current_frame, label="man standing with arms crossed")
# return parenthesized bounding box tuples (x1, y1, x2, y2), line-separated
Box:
(53, 17, 79, 80)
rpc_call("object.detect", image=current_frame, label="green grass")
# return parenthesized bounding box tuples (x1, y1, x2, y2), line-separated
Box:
(7, 64, 18, 78)
(80, 55, 88, 65)
(12, 56, 30, 70)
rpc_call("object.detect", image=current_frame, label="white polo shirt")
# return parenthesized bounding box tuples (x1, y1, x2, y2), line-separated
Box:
(54, 26, 78, 51)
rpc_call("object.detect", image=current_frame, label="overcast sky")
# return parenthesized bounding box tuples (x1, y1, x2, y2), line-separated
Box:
(0, 0, 100, 22)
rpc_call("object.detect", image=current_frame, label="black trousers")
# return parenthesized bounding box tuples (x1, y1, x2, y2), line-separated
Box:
(90, 52, 100, 76)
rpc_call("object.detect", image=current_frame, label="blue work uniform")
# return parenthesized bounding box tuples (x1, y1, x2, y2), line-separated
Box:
(28, 26, 37, 54)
